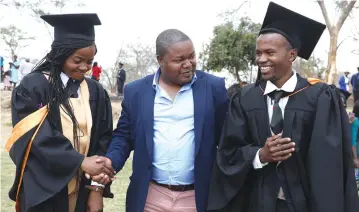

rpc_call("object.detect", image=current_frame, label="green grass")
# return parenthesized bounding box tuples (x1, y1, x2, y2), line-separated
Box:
(1, 149, 132, 212)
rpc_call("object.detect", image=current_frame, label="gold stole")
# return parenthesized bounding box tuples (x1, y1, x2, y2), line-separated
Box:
(61, 80, 92, 195)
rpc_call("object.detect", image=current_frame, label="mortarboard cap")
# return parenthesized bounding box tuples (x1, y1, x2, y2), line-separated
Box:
(259, 2, 326, 60)
(41, 13, 101, 48)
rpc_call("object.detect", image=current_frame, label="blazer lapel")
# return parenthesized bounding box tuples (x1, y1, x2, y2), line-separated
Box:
(143, 75, 156, 160)
(192, 75, 206, 157)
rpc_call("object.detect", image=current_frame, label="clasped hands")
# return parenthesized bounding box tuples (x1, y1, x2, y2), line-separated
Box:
(81, 155, 116, 185)
(259, 133, 296, 163)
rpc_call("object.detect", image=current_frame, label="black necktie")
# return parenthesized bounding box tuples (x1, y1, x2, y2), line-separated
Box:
(66, 80, 81, 98)
(269, 90, 286, 134)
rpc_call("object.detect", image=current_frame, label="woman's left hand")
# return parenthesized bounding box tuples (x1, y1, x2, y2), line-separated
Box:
(87, 190, 104, 212)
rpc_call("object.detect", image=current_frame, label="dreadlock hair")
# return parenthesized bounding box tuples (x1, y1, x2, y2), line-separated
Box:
(255, 66, 262, 86)
(32, 42, 96, 187)
(33, 48, 82, 151)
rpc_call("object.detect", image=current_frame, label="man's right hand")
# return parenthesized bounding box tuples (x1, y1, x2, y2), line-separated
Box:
(81, 155, 115, 178)
(259, 134, 296, 163)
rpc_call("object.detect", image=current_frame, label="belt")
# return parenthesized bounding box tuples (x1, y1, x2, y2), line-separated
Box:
(151, 180, 194, 192)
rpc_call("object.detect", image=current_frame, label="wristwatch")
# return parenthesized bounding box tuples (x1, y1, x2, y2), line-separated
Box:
(85, 185, 104, 192)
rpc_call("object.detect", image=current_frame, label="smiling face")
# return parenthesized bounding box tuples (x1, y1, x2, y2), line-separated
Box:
(63, 44, 96, 80)
(157, 40, 196, 86)
(256, 33, 297, 84)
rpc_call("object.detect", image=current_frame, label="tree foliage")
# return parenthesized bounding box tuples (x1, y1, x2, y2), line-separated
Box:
(102, 43, 157, 93)
(10, 0, 86, 38)
(200, 17, 260, 82)
(293, 56, 326, 79)
(0, 25, 35, 58)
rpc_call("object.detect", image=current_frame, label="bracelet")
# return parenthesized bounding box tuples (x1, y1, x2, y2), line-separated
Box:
(85, 185, 104, 192)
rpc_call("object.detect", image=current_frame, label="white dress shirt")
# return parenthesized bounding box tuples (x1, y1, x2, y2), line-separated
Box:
(252, 72, 298, 199)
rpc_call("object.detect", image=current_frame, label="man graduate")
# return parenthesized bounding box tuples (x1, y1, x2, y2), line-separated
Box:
(208, 2, 359, 212)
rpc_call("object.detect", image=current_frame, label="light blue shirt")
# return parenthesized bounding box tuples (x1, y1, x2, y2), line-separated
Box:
(10, 61, 19, 83)
(151, 70, 197, 185)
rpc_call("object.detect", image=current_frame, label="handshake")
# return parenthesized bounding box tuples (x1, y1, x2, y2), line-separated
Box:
(81, 155, 116, 185)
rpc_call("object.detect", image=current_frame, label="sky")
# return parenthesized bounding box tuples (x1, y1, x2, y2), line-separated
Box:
(0, 0, 358, 75)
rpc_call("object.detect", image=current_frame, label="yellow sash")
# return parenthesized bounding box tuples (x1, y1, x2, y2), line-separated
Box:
(5, 105, 48, 212)
(307, 77, 322, 85)
(5, 105, 48, 152)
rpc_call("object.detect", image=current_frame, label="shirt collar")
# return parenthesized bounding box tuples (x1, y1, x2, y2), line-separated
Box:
(60, 72, 70, 88)
(263, 71, 298, 95)
(152, 68, 197, 90)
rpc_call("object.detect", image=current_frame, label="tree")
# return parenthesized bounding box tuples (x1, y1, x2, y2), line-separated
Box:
(128, 43, 157, 78)
(352, 11, 359, 55)
(102, 47, 130, 93)
(102, 43, 157, 94)
(201, 17, 260, 82)
(317, 0, 357, 84)
(11, 0, 86, 38)
(293, 56, 326, 79)
(0, 25, 35, 58)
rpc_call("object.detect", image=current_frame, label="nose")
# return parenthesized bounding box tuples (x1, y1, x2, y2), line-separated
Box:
(78, 65, 89, 72)
(256, 54, 268, 65)
(182, 59, 192, 69)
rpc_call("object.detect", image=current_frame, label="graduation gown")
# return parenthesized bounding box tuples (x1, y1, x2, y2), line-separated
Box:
(117, 69, 126, 95)
(208, 74, 359, 212)
(8, 72, 114, 212)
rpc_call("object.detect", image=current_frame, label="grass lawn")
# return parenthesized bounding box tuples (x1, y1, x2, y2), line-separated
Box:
(0, 148, 133, 212)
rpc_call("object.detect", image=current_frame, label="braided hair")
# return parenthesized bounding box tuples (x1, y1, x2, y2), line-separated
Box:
(33, 48, 83, 151)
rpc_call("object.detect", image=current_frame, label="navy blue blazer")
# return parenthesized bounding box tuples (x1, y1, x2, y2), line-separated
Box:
(106, 70, 228, 212)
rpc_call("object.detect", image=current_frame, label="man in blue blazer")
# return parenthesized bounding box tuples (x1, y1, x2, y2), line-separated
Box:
(95, 29, 228, 211)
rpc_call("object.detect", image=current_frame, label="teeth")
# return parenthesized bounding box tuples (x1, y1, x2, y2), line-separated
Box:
(261, 66, 272, 71)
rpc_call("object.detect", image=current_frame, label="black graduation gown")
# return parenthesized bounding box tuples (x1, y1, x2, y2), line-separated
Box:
(8, 72, 114, 212)
(117, 69, 126, 95)
(207, 74, 359, 212)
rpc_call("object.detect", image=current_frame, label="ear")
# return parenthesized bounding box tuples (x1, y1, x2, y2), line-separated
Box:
(157, 55, 164, 67)
(289, 49, 298, 62)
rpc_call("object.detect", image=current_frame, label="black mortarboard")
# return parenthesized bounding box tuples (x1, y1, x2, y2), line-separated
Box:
(259, 2, 326, 60)
(41, 13, 101, 48)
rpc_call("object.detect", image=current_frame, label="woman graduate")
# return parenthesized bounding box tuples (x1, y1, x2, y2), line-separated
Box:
(6, 13, 115, 212)
(208, 2, 359, 212)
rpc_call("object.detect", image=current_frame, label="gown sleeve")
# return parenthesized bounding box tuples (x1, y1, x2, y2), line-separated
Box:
(9, 77, 84, 207)
(207, 89, 260, 211)
(93, 89, 113, 157)
(307, 85, 359, 212)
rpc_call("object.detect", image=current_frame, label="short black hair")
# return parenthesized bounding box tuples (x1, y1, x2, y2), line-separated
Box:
(156, 29, 191, 57)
